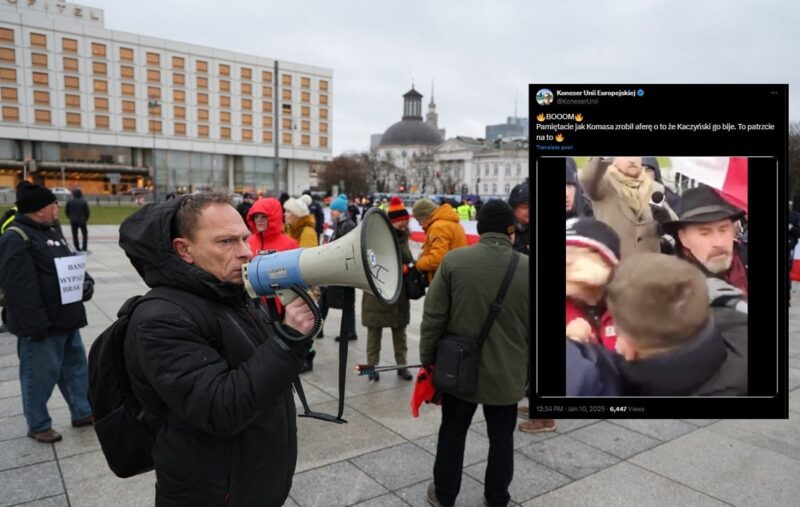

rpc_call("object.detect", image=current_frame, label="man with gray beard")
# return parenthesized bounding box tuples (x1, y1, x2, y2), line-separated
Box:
(664, 185, 748, 298)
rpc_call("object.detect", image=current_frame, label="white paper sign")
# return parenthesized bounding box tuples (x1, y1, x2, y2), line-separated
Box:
(54, 254, 87, 305)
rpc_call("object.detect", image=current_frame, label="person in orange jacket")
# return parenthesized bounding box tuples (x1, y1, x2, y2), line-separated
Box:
(411, 198, 468, 283)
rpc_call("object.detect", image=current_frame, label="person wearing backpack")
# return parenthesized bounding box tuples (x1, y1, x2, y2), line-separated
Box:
(117, 192, 314, 507)
(0, 182, 95, 444)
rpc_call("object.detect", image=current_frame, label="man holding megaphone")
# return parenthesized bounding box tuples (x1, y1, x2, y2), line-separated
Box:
(119, 193, 315, 506)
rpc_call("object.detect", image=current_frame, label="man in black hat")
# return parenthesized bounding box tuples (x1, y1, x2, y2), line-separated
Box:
(237, 192, 255, 222)
(420, 199, 528, 507)
(0, 182, 95, 443)
(664, 185, 748, 297)
(507, 179, 529, 254)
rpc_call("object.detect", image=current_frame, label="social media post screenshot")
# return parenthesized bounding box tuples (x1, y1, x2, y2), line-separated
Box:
(529, 85, 788, 419)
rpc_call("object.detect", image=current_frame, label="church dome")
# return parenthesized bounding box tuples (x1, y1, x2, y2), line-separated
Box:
(378, 119, 443, 147)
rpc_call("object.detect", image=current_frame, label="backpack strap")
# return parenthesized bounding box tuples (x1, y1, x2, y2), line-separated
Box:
(4, 225, 30, 244)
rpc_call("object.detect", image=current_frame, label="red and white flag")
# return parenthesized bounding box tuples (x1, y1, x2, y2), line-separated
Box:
(670, 157, 748, 212)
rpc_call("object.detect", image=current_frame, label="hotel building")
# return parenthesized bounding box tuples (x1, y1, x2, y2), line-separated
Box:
(0, 0, 332, 195)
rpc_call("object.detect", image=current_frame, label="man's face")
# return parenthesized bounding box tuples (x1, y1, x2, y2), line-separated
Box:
(613, 157, 643, 177)
(35, 201, 60, 225)
(513, 203, 529, 226)
(416, 215, 430, 228)
(173, 203, 252, 284)
(330, 209, 341, 219)
(678, 219, 736, 273)
(566, 184, 576, 211)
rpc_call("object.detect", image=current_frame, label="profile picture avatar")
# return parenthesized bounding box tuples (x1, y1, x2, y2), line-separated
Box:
(536, 88, 554, 106)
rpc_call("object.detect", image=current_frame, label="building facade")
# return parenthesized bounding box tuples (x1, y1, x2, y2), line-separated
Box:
(485, 116, 528, 142)
(0, 1, 332, 195)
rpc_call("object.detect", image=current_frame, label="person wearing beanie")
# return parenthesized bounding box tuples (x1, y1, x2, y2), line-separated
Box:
(580, 157, 678, 259)
(419, 198, 528, 507)
(301, 191, 325, 240)
(0, 181, 95, 443)
(412, 197, 467, 283)
(236, 192, 255, 222)
(607, 253, 747, 396)
(361, 196, 414, 382)
(321, 194, 358, 342)
(284, 197, 316, 249)
(641, 157, 681, 210)
(65, 187, 90, 251)
(565, 158, 591, 220)
(507, 179, 530, 254)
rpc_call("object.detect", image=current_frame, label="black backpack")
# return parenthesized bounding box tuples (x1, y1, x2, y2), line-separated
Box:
(88, 286, 217, 478)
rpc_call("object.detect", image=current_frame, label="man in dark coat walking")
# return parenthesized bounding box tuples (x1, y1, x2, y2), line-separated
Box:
(120, 193, 314, 506)
(65, 188, 90, 251)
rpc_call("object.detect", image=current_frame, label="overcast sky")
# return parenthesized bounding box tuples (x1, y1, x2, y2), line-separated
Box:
(88, 0, 799, 155)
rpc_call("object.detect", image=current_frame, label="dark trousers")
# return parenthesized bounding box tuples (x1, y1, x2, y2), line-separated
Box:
(433, 394, 517, 507)
(70, 222, 88, 251)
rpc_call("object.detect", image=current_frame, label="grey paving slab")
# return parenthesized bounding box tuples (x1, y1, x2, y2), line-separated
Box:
(0, 461, 64, 507)
(630, 429, 800, 507)
(790, 367, 800, 390)
(52, 411, 101, 460)
(58, 450, 155, 507)
(395, 476, 485, 507)
(0, 380, 19, 399)
(0, 353, 17, 367)
(289, 461, 388, 507)
(295, 400, 405, 473)
(0, 436, 54, 472)
(345, 386, 446, 441)
(567, 420, 661, 460)
(519, 434, 620, 480)
(0, 414, 28, 442)
(705, 416, 800, 460)
(608, 418, 697, 442)
(11, 495, 70, 507)
(681, 419, 720, 427)
(282, 495, 299, 507)
(472, 419, 560, 448)
(291, 379, 336, 410)
(351, 442, 436, 491)
(0, 395, 22, 417)
(552, 418, 600, 434)
(0, 334, 14, 356)
(464, 450, 571, 503)
(790, 388, 800, 413)
(351, 493, 409, 507)
(0, 365, 16, 382)
(523, 462, 728, 507)
(415, 428, 491, 467)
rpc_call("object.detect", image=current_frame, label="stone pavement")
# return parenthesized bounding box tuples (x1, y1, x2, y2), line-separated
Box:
(1, 224, 799, 506)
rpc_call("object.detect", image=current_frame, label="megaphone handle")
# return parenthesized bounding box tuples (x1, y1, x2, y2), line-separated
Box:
(272, 285, 322, 342)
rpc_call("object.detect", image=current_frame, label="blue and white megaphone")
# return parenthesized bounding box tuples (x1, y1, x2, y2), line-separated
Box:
(242, 207, 403, 307)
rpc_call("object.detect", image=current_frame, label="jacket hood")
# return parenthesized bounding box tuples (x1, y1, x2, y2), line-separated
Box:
(427, 203, 460, 228)
(642, 157, 663, 184)
(72, 189, 83, 198)
(618, 319, 725, 395)
(119, 196, 244, 304)
(246, 198, 285, 240)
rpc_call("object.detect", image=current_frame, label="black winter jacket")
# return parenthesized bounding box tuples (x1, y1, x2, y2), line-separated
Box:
(0, 215, 88, 336)
(119, 198, 308, 507)
(65, 194, 90, 224)
(617, 318, 747, 396)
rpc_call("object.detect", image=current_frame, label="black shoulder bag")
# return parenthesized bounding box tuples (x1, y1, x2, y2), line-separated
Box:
(433, 252, 520, 397)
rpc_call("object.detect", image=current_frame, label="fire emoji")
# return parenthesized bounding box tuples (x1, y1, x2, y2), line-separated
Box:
(536, 113, 545, 122)
(555, 133, 565, 142)
(575, 113, 584, 122)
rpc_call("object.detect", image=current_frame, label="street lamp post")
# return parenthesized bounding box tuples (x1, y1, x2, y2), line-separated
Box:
(148, 99, 160, 201)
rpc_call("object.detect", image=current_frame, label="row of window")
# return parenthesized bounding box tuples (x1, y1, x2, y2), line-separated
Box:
(0, 28, 329, 89)
(474, 163, 526, 177)
(0, 105, 327, 146)
(0, 68, 329, 108)
(481, 183, 513, 194)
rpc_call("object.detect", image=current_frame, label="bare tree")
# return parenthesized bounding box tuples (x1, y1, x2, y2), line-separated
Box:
(319, 154, 369, 195)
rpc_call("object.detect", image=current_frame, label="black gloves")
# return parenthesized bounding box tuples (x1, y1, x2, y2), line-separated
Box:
(82, 279, 94, 302)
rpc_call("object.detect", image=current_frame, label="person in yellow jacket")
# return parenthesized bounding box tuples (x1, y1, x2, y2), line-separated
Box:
(456, 198, 476, 221)
(283, 197, 318, 249)
(412, 198, 468, 283)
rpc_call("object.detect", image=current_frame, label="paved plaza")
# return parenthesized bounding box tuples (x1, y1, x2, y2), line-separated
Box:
(1, 225, 800, 506)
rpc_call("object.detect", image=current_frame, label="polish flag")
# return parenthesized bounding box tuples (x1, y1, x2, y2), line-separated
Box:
(670, 157, 748, 212)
